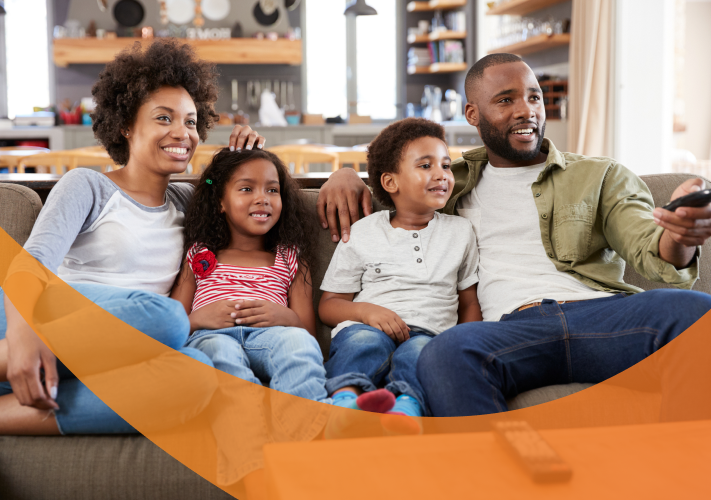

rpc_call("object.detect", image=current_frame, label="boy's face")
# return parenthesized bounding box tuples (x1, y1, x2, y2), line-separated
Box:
(383, 136, 454, 212)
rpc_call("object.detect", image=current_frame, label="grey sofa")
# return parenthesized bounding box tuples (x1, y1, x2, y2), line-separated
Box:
(0, 174, 709, 499)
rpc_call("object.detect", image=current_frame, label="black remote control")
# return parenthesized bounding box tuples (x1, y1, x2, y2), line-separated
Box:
(662, 189, 711, 212)
(492, 420, 573, 483)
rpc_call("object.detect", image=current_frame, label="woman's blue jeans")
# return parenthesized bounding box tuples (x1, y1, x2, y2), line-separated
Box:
(0, 283, 215, 434)
(325, 324, 434, 415)
(418, 290, 711, 420)
(186, 325, 330, 402)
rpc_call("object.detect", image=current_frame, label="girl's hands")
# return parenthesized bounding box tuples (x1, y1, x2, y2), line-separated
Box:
(233, 300, 303, 329)
(188, 300, 240, 332)
(5, 322, 60, 410)
(358, 304, 410, 343)
(228, 125, 266, 152)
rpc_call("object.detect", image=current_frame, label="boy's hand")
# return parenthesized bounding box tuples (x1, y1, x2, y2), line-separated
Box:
(359, 304, 410, 343)
(189, 300, 239, 332)
(233, 300, 302, 329)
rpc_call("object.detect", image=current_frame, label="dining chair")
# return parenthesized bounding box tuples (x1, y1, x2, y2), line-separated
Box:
(268, 145, 339, 173)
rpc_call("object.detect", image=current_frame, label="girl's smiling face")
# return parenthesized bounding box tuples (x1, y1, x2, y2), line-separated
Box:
(125, 85, 199, 174)
(220, 158, 283, 237)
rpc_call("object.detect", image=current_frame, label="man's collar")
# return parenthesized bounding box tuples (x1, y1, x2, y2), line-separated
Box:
(462, 138, 566, 171)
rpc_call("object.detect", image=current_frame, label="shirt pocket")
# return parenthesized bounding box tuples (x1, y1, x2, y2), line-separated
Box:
(553, 203, 593, 262)
(362, 262, 407, 283)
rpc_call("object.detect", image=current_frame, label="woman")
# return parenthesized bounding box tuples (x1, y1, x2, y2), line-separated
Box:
(0, 39, 265, 435)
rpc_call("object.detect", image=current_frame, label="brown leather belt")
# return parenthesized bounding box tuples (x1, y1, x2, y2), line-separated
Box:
(517, 300, 584, 312)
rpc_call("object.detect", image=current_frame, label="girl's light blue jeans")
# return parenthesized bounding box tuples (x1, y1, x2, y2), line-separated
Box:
(186, 325, 330, 403)
(0, 283, 215, 434)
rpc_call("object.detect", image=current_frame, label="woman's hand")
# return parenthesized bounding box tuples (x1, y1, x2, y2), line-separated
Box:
(233, 300, 303, 329)
(188, 300, 240, 332)
(358, 304, 410, 343)
(228, 125, 266, 152)
(6, 322, 60, 410)
(316, 168, 373, 243)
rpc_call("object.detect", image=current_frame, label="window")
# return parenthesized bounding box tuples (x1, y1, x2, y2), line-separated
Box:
(305, 0, 396, 120)
(355, 0, 396, 119)
(304, 0, 348, 118)
(4, 0, 50, 118)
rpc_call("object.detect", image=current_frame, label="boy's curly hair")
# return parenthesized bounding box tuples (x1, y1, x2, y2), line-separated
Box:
(183, 149, 318, 281)
(366, 118, 447, 208)
(91, 39, 219, 165)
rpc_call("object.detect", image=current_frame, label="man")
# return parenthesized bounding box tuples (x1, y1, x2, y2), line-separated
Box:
(316, 53, 711, 420)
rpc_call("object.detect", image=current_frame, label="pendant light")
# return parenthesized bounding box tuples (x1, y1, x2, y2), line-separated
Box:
(344, 0, 377, 16)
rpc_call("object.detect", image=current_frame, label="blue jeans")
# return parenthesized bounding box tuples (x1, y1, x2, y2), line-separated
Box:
(325, 324, 434, 414)
(1, 283, 215, 434)
(186, 325, 329, 402)
(417, 290, 711, 420)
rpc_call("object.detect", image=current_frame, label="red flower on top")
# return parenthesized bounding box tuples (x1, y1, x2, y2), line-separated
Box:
(191, 248, 218, 279)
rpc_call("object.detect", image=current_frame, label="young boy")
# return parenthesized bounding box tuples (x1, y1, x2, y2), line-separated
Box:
(319, 118, 482, 422)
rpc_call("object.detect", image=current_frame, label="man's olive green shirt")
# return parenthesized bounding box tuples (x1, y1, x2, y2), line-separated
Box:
(443, 138, 699, 294)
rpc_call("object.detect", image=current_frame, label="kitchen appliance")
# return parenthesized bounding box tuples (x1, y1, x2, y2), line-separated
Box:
(231, 79, 239, 112)
(113, 0, 145, 28)
(421, 86, 443, 123)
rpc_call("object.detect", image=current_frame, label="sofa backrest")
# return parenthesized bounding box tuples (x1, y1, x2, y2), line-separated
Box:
(0, 183, 42, 246)
(624, 174, 711, 295)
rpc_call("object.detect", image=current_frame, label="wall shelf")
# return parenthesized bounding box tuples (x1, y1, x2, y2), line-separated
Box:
(488, 33, 570, 56)
(407, 0, 467, 13)
(486, 0, 569, 16)
(53, 38, 302, 67)
(407, 62, 468, 74)
(407, 30, 467, 44)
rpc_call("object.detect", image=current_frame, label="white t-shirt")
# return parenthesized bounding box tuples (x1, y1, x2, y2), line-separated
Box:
(320, 210, 479, 337)
(456, 162, 612, 321)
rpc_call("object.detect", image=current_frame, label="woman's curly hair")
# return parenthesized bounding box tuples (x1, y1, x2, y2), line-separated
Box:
(366, 118, 446, 208)
(182, 149, 319, 281)
(91, 39, 219, 165)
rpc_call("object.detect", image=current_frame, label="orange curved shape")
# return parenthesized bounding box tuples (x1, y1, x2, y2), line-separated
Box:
(2, 226, 710, 499)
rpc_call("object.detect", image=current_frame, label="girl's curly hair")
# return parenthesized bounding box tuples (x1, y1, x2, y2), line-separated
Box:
(183, 149, 318, 281)
(366, 118, 446, 208)
(91, 39, 219, 165)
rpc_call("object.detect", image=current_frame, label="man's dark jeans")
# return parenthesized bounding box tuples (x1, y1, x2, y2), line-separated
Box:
(417, 290, 711, 421)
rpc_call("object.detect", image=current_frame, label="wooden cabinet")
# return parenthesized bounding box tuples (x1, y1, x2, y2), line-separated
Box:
(53, 38, 302, 67)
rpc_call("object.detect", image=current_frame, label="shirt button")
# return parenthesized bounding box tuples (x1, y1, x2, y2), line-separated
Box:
(413, 233, 418, 238)
(535, 192, 541, 197)
(375, 268, 381, 273)
(541, 213, 548, 219)
(547, 252, 554, 258)
(414, 246, 420, 251)
(417, 258, 422, 263)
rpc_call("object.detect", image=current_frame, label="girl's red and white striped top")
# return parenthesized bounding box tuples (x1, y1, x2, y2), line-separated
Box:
(187, 243, 298, 312)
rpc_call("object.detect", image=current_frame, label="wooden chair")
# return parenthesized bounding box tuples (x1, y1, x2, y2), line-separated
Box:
(268, 145, 339, 173)
(16, 152, 72, 174)
(0, 146, 51, 172)
(187, 144, 227, 174)
(17, 149, 120, 174)
(68, 152, 121, 173)
(335, 148, 369, 172)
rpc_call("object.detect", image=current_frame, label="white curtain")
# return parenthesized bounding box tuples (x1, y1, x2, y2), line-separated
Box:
(568, 0, 615, 156)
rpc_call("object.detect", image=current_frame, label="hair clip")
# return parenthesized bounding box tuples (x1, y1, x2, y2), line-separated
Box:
(206, 179, 213, 185)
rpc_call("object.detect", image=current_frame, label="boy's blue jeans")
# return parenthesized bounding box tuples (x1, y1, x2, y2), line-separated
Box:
(0, 283, 215, 434)
(186, 325, 330, 403)
(325, 324, 435, 414)
(418, 290, 711, 420)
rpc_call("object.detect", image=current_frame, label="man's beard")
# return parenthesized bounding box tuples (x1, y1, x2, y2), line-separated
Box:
(478, 114, 546, 162)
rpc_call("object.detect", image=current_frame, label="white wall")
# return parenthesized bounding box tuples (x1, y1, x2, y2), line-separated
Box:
(682, 0, 711, 160)
(613, 0, 676, 175)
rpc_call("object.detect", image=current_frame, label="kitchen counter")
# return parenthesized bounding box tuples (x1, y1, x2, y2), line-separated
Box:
(0, 121, 568, 152)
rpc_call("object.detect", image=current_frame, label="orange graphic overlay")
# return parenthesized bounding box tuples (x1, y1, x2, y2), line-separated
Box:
(2, 226, 710, 499)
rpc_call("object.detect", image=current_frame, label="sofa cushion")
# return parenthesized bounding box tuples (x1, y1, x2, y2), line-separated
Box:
(0, 183, 42, 246)
(0, 435, 236, 500)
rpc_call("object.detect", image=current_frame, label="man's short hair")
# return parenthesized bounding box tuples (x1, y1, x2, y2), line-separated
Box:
(464, 53, 523, 102)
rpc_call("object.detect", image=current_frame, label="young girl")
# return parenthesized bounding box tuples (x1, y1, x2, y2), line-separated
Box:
(171, 148, 329, 402)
